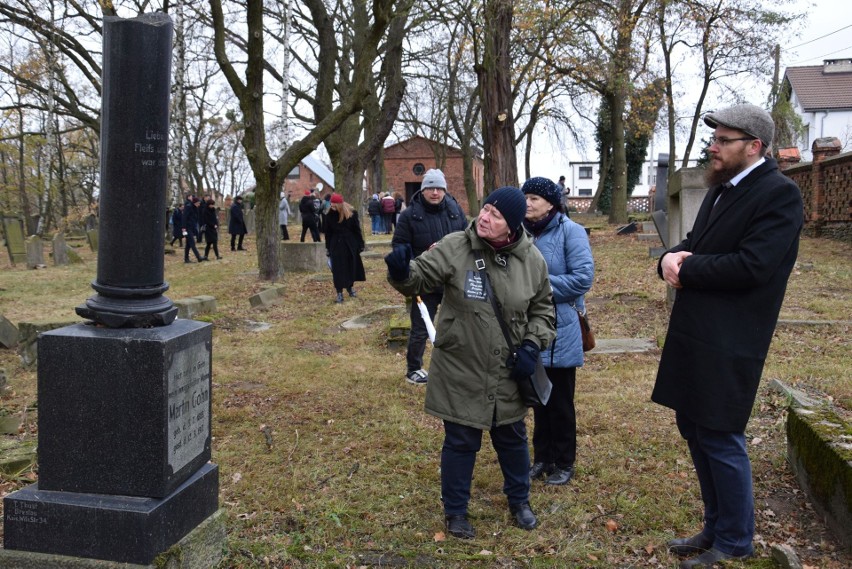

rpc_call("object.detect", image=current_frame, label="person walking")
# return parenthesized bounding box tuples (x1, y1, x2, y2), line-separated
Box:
(202, 198, 222, 260)
(279, 191, 291, 240)
(380, 191, 396, 234)
(299, 189, 321, 242)
(228, 195, 248, 251)
(384, 186, 555, 540)
(181, 196, 204, 263)
(169, 203, 183, 247)
(391, 168, 467, 385)
(653, 103, 803, 569)
(325, 193, 366, 303)
(521, 177, 594, 486)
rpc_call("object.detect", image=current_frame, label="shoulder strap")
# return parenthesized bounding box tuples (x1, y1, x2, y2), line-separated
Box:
(473, 250, 517, 356)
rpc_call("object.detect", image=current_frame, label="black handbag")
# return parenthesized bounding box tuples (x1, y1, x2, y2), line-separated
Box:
(474, 251, 552, 407)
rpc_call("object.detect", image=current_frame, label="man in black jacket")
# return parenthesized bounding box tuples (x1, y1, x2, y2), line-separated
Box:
(653, 104, 803, 569)
(391, 169, 467, 385)
(299, 188, 321, 242)
(181, 196, 205, 263)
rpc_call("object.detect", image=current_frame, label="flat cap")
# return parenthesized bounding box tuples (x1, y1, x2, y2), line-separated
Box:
(704, 103, 774, 148)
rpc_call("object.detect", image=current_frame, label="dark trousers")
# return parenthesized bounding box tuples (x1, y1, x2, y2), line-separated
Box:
(406, 292, 441, 373)
(281, 224, 290, 240)
(300, 219, 320, 242)
(204, 238, 219, 259)
(676, 412, 755, 557)
(532, 366, 576, 468)
(230, 233, 244, 250)
(441, 419, 530, 516)
(184, 233, 201, 261)
(170, 236, 183, 247)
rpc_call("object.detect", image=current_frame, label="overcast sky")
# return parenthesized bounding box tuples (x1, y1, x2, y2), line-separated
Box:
(524, 1, 852, 181)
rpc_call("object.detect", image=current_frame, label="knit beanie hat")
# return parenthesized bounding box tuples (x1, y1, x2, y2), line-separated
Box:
(330, 193, 344, 204)
(421, 168, 447, 190)
(482, 186, 526, 233)
(521, 177, 561, 208)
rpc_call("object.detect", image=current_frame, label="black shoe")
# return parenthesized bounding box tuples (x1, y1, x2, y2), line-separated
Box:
(445, 514, 475, 539)
(347, 288, 357, 297)
(545, 466, 574, 486)
(216, 255, 222, 259)
(336, 292, 344, 303)
(667, 533, 713, 557)
(509, 502, 537, 530)
(530, 462, 554, 480)
(238, 247, 247, 251)
(199, 257, 208, 262)
(679, 547, 751, 568)
(184, 259, 194, 264)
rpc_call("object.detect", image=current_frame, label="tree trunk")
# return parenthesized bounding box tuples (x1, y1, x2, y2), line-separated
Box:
(478, 0, 518, 192)
(609, 91, 628, 224)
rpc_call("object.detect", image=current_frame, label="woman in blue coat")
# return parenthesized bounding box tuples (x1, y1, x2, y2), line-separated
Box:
(521, 177, 594, 486)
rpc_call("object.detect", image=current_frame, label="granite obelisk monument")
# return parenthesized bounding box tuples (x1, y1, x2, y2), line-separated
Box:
(1, 13, 223, 566)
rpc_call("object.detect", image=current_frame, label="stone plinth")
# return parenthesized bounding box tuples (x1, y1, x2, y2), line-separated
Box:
(280, 241, 327, 272)
(666, 167, 708, 248)
(3, 464, 219, 565)
(37, 320, 212, 498)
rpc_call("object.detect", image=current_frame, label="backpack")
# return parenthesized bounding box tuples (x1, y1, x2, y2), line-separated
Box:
(381, 197, 395, 214)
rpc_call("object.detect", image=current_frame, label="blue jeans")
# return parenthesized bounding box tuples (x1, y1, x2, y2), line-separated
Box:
(371, 215, 382, 234)
(676, 412, 755, 557)
(441, 419, 530, 516)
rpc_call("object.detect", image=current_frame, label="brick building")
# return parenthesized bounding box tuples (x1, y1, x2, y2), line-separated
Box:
(383, 136, 483, 215)
(282, 155, 335, 198)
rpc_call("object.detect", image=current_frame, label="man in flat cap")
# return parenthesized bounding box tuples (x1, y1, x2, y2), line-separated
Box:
(652, 103, 803, 568)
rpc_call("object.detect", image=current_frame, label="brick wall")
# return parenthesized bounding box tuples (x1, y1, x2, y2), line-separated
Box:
(782, 144, 852, 241)
(283, 162, 334, 198)
(383, 136, 483, 215)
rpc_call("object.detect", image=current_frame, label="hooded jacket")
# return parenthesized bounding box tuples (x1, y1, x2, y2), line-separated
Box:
(392, 190, 467, 258)
(388, 222, 556, 430)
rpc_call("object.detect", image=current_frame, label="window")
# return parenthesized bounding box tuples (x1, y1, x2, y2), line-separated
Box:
(578, 189, 593, 196)
(578, 166, 593, 179)
(287, 165, 300, 179)
(412, 163, 425, 176)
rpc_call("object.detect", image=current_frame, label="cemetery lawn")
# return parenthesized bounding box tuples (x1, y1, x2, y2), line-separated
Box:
(0, 222, 850, 568)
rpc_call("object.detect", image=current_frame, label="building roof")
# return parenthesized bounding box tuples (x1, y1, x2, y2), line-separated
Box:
(784, 61, 852, 112)
(301, 155, 335, 188)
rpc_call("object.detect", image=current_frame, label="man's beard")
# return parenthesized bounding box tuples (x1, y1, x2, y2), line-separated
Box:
(704, 152, 749, 187)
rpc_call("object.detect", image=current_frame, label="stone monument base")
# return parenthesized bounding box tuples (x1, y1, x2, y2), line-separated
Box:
(279, 241, 327, 272)
(2, 464, 219, 565)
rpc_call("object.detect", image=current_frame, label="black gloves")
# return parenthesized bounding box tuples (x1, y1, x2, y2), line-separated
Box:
(384, 244, 412, 282)
(510, 340, 540, 381)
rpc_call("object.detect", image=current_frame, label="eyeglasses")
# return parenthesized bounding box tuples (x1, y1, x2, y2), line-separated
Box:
(423, 187, 445, 193)
(708, 135, 756, 147)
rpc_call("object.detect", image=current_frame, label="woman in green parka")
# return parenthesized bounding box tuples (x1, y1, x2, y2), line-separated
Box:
(385, 186, 556, 540)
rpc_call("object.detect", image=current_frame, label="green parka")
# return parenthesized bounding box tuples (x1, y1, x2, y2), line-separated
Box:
(389, 222, 556, 430)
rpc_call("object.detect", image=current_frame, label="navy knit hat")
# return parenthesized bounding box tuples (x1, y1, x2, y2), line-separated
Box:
(521, 177, 561, 208)
(482, 186, 526, 233)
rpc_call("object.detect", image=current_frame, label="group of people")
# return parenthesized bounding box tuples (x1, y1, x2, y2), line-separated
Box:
(368, 191, 404, 235)
(383, 103, 804, 569)
(169, 194, 248, 263)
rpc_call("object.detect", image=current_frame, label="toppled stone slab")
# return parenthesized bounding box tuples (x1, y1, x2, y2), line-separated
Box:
(249, 287, 283, 308)
(770, 543, 803, 569)
(768, 378, 820, 408)
(787, 406, 852, 549)
(0, 438, 37, 475)
(0, 314, 19, 348)
(173, 295, 218, 320)
(587, 338, 657, 354)
(341, 305, 405, 330)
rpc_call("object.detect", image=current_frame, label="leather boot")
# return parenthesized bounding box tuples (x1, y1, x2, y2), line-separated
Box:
(445, 514, 475, 539)
(509, 502, 537, 530)
(335, 292, 344, 303)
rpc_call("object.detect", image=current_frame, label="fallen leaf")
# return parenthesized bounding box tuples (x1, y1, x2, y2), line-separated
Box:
(606, 519, 619, 532)
(644, 542, 655, 555)
(587, 554, 599, 561)
(478, 550, 493, 555)
(752, 437, 763, 445)
(232, 472, 242, 484)
(433, 531, 446, 542)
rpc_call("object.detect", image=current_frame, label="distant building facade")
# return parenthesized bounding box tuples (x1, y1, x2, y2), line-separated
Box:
(383, 136, 483, 214)
(283, 155, 335, 197)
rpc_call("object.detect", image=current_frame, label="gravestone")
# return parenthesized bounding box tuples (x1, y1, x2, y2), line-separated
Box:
(0, 315, 18, 349)
(24, 236, 45, 269)
(52, 232, 69, 266)
(2, 215, 26, 266)
(1, 13, 222, 567)
(653, 153, 669, 213)
(85, 228, 98, 252)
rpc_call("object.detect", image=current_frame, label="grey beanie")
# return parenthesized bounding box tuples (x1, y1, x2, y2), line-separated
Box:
(421, 168, 447, 190)
(703, 103, 774, 148)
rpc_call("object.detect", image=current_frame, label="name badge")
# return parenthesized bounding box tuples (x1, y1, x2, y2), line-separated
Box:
(464, 271, 487, 302)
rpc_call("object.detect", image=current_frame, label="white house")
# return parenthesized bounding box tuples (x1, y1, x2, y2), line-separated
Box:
(567, 154, 699, 198)
(783, 59, 852, 161)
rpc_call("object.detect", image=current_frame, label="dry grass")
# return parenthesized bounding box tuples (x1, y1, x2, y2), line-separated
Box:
(0, 222, 850, 568)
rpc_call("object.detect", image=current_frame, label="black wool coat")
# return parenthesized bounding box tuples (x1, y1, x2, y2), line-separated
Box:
(652, 158, 803, 432)
(228, 202, 247, 235)
(325, 209, 366, 290)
